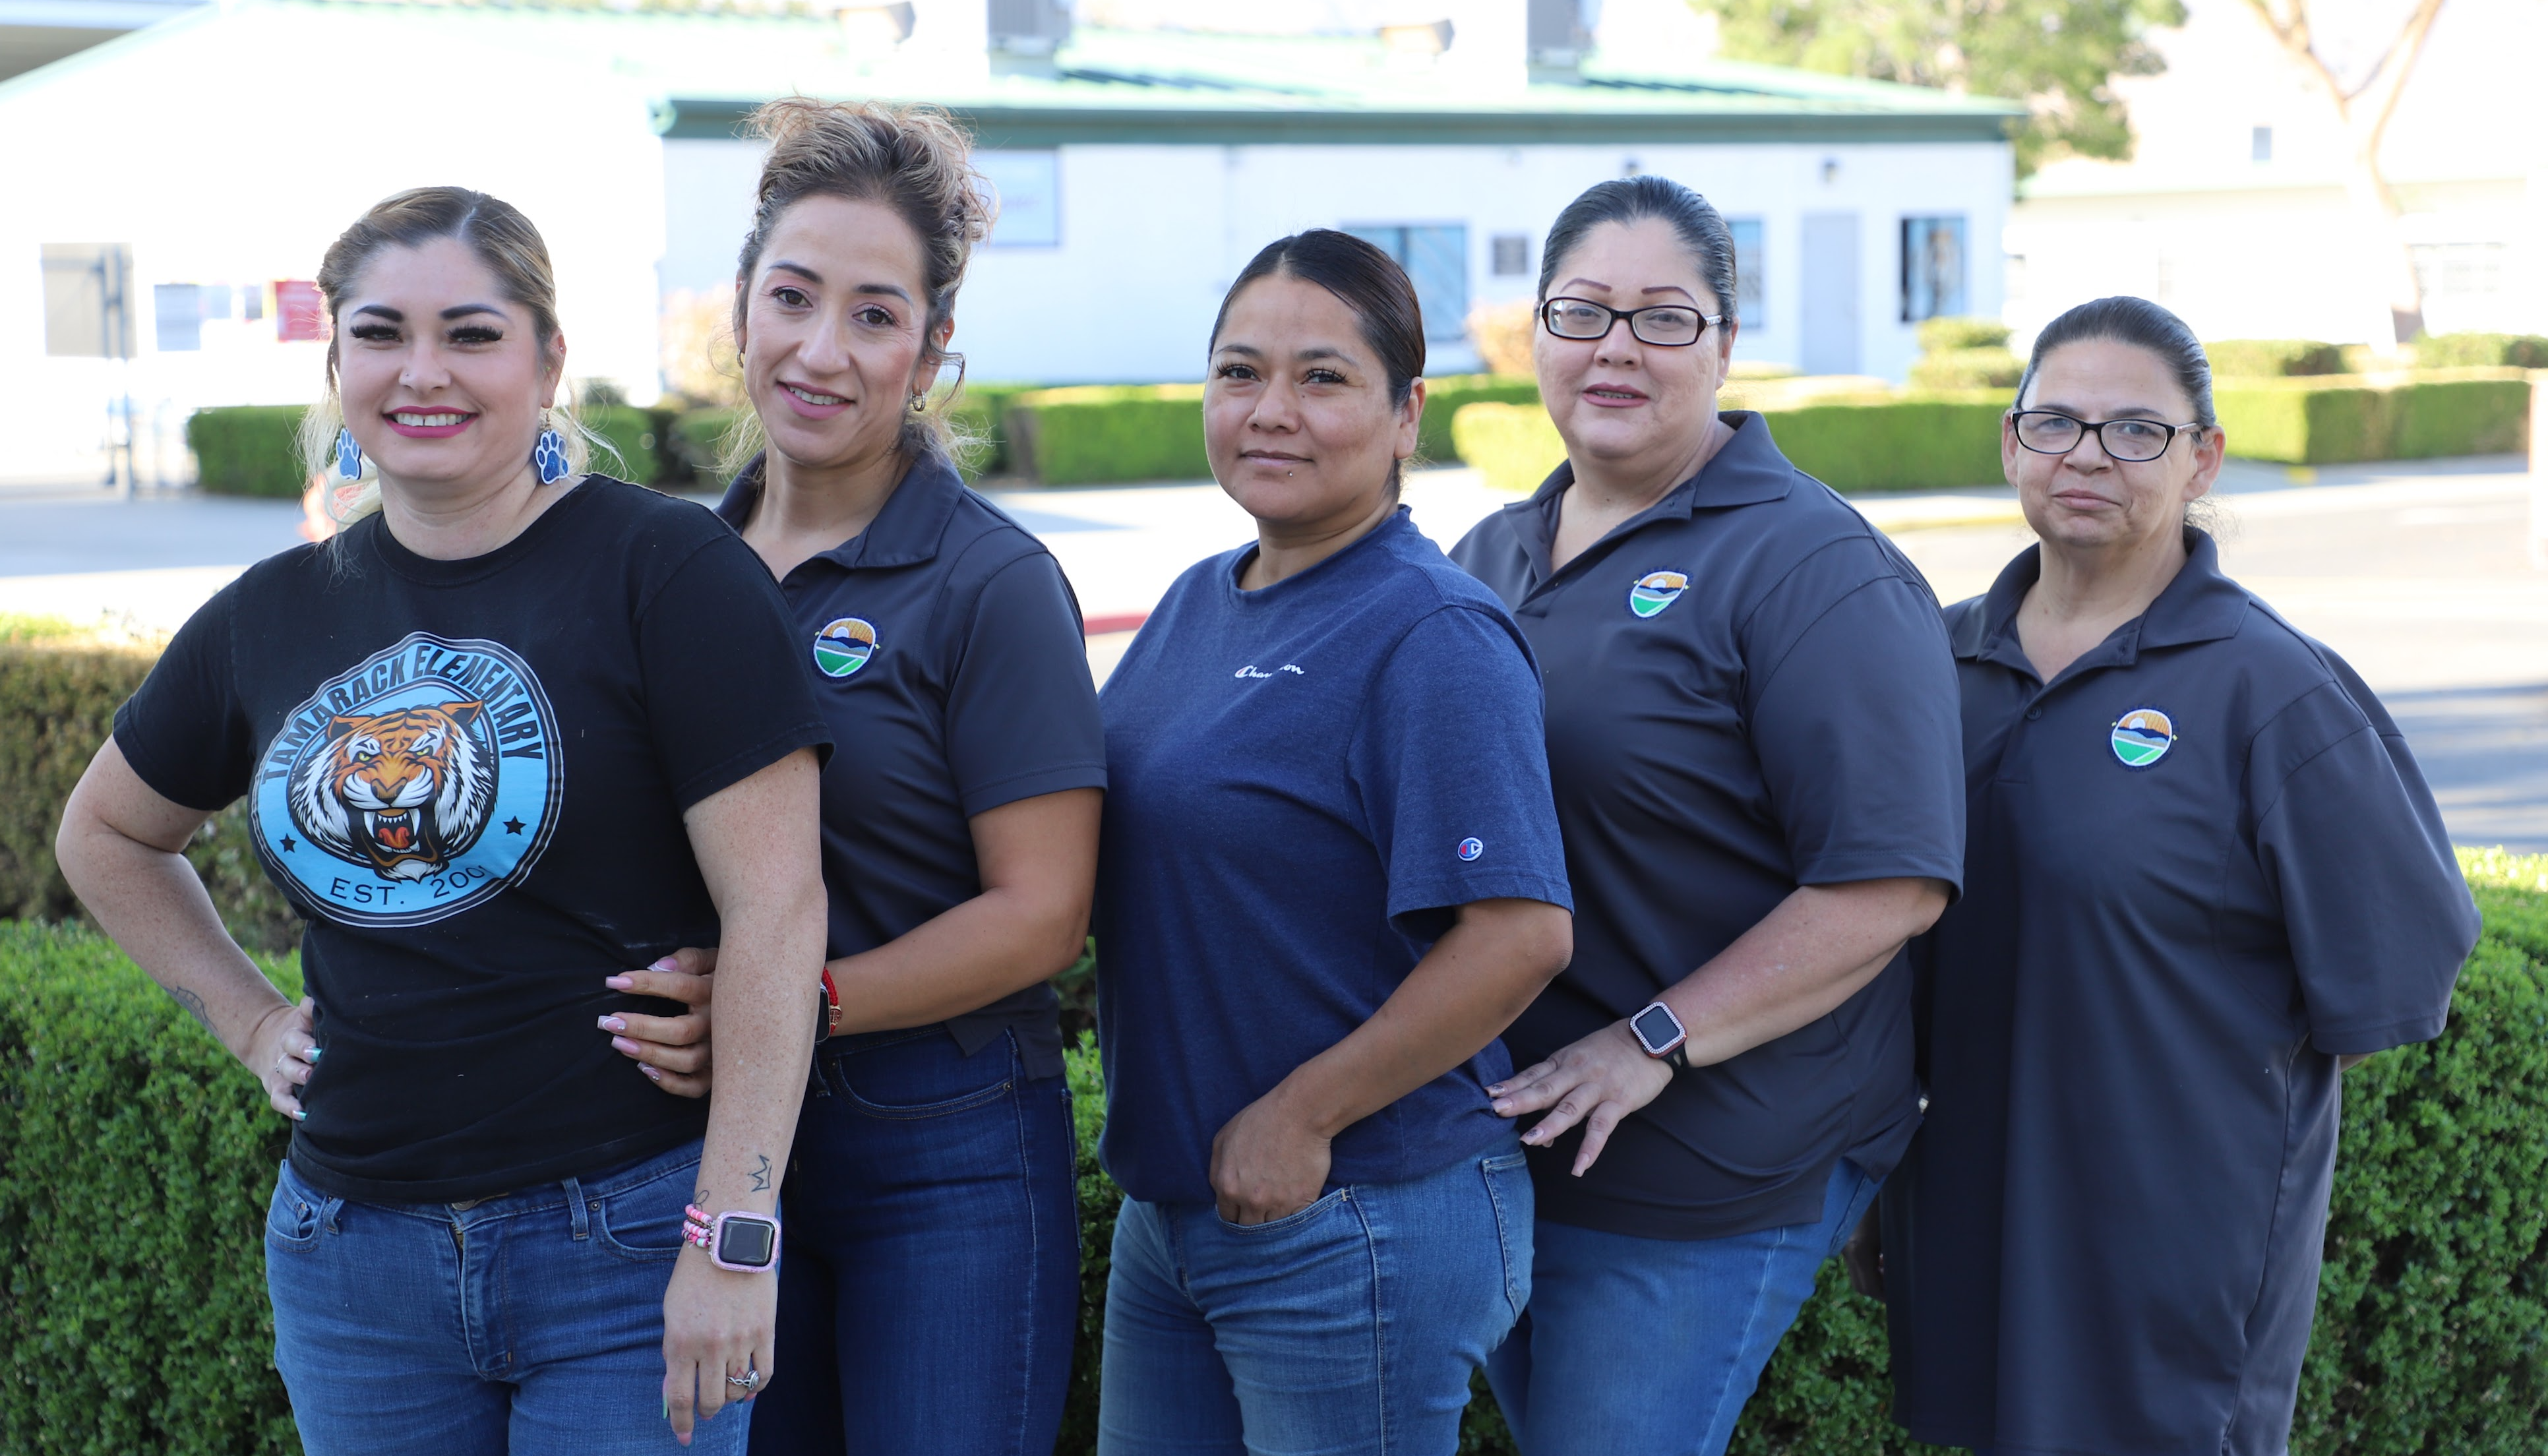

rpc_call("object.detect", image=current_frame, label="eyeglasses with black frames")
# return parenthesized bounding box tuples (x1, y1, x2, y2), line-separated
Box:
(2009, 410, 2204, 463)
(1539, 297, 1722, 348)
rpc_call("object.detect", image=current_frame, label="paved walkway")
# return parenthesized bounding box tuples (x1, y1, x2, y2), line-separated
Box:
(6, 457, 2541, 851)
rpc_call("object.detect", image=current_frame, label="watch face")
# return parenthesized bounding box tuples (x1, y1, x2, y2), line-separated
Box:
(717, 1217, 777, 1268)
(1630, 1003, 1682, 1052)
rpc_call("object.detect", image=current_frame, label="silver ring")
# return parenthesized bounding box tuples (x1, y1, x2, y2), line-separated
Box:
(273, 1056, 289, 1076)
(726, 1367, 759, 1393)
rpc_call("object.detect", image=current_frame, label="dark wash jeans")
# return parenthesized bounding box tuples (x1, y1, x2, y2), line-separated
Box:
(747, 1026, 1079, 1456)
(266, 1138, 744, 1456)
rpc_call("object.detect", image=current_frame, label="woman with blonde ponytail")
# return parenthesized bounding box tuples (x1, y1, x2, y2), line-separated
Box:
(55, 186, 833, 1453)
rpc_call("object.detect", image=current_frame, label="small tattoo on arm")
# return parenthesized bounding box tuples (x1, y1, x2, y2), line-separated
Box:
(164, 986, 214, 1036)
(748, 1155, 772, 1194)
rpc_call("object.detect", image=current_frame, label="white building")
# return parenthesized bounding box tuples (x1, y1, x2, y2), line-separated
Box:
(2005, 0, 2546, 349)
(0, 0, 2018, 486)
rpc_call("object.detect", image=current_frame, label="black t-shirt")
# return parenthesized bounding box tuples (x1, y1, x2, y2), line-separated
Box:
(714, 454, 1108, 1079)
(113, 479, 832, 1203)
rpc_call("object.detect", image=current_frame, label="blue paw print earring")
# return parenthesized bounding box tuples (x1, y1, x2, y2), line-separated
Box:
(531, 427, 570, 484)
(333, 427, 364, 481)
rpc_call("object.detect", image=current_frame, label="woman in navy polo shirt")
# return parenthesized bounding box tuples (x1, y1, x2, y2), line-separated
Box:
(1881, 297, 2477, 1456)
(1092, 229, 1575, 1455)
(615, 100, 1107, 1456)
(1447, 177, 1965, 1455)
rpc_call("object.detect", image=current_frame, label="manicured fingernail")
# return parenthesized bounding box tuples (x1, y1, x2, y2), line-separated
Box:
(1491, 1100, 1509, 1114)
(1486, 1083, 1503, 1095)
(652, 956, 680, 971)
(641, 1065, 663, 1082)
(606, 975, 634, 990)
(597, 1015, 627, 1033)
(305, 1046, 323, 1061)
(662, 1397, 669, 1420)
(611, 1036, 641, 1054)
(293, 1108, 307, 1121)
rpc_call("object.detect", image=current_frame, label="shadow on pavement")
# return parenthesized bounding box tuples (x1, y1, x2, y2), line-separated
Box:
(2386, 683, 2548, 855)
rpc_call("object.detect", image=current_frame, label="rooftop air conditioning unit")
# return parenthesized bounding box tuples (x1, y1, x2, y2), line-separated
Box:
(1527, 0, 1592, 69)
(988, 0, 1070, 55)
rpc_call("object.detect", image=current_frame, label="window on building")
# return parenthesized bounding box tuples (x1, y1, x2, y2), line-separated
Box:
(1491, 233, 1531, 277)
(154, 284, 202, 352)
(1899, 216, 1968, 322)
(978, 150, 1060, 247)
(1728, 218, 1764, 331)
(1344, 224, 1470, 341)
(2251, 126, 2273, 163)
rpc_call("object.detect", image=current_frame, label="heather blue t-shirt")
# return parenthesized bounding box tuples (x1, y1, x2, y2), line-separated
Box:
(1095, 508, 1573, 1207)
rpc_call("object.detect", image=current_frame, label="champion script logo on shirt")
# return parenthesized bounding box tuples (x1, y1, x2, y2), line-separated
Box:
(1234, 663, 1307, 680)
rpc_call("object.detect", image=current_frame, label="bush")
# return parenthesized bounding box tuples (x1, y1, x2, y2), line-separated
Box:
(2414, 332, 2548, 371)
(578, 405, 665, 487)
(1906, 348, 2024, 392)
(2214, 370, 2531, 464)
(186, 407, 307, 499)
(2207, 338, 2349, 378)
(665, 408, 741, 489)
(0, 922, 301, 1455)
(946, 382, 1044, 479)
(1450, 394, 2011, 497)
(1007, 384, 1209, 486)
(1422, 375, 1542, 466)
(0, 634, 299, 954)
(1914, 317, 2010, 354)
(2, 851, 2543, 1453)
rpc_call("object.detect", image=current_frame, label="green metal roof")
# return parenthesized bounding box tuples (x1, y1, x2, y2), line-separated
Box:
(0, 0, 2018, 145)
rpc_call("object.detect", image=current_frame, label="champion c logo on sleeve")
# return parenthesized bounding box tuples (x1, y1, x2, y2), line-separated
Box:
(1629, 570, 1689, 618)
(812, 618, 877, 679)
(1457, 837, 1485, 861)
(2110, 707, 2176, 768)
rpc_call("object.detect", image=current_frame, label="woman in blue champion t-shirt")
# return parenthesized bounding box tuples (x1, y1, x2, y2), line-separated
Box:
(1091, 230, 1576, 1456)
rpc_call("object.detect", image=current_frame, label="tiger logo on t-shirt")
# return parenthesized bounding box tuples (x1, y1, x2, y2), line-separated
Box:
(287, 702, 497, 881)
(251, 632, 562, 928)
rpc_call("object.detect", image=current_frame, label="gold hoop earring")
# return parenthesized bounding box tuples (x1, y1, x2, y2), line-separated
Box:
(909, 393, 926, 413)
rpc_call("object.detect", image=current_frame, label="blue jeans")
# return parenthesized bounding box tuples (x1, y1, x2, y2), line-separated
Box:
(748, 1027, 1079, 1456)
(1097, 1147, 1534, 1456)
(1485, 1158, 1880, 1456)
(266, 1138, 743, 1456)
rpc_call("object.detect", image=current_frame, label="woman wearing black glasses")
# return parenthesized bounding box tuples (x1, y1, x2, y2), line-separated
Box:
(1447, 177, 1964, 1455)
(1879, 296, 2475, 1456)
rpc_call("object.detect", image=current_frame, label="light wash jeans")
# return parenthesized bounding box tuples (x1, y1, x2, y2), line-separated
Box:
(1484, 1158, 1881, 1456)
(1097, 1147, 1534, 1456)
(266, 1139, 745, 1456)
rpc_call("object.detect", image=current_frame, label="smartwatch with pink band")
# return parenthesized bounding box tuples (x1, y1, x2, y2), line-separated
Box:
(683, 1204, 781, 1273)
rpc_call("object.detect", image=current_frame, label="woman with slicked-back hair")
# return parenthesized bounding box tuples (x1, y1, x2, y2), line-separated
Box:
(1447, 175, 1964, 1455)
(55, 186, 832, 1453)
(1089, 228, 1573, 1455)
(1879, 295, 2475, 1456)
(607, 98, 1107, 1456)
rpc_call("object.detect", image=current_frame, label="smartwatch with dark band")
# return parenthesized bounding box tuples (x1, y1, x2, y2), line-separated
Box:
(1629, 1000, 1690, 1071)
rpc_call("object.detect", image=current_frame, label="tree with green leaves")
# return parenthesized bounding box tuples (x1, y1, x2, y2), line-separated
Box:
(1697, 0, 2187, 175)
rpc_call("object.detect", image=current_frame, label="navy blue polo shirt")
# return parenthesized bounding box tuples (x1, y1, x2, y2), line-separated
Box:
(1450, 412, 1966, 1240)
(1094, 508, 1573, 1207)
(716, 453, 1107, 1077)
(1883, 531, 2476, 1456)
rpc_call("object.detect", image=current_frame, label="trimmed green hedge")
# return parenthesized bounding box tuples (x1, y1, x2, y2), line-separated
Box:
(1008, 384, 1209, 487)
(187, 406, 306, 499)
(2415, 332, 2548, 370)
(946, 382, 1043, 479)
(0, 632, 299, 954)
(1914, 317, 2011, 353)
(1420, 375, 1542, 466)
(2214, 370, 2532, 464)
(579, 405, 665, 487)
(1906, 348, 2023, 392)
(0, 923, 303, 1455)
(2208, 338, 2350, 378)
(1451, 394, 2013, 496)
(13, 847, 2527, 1453)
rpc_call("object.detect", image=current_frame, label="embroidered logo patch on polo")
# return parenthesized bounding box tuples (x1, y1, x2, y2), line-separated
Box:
(2110, 708, 2175, 768)
(1457, 837, 1485, 862)
(812, 618, 877, 679)
(1628, 571, 1689, 619)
